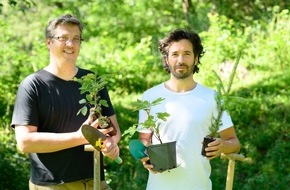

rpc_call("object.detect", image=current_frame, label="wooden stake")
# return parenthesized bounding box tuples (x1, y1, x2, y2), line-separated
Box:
(94, 150, 101, 190)
(221, 153, 252, 190)
(85, 145, 101, 190)
(225, 160, 235, 190)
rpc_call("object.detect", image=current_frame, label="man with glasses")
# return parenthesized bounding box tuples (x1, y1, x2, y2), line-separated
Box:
(11, 14, 120, 190)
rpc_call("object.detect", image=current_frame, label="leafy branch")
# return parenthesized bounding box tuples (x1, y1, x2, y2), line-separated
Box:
(74, 73, 110, 128)
(123, 97, 170, 144)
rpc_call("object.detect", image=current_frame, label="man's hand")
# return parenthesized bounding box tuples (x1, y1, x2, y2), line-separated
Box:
(101, 136, 120, 160)
(205, 138, 223, 160)
(140, 157, 158, 174)
(79, 118, 114, 143)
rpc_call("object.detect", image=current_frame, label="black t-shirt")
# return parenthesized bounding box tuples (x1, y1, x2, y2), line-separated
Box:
(11, 68, 115, 185)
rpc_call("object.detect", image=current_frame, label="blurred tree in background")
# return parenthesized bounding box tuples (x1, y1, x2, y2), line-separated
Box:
(0, 0, 289, 189)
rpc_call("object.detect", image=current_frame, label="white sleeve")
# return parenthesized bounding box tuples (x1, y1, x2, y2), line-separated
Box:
(218, 110, 234, 132)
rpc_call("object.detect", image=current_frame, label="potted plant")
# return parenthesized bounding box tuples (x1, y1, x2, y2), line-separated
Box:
(124, 97, 177, 172)
(201, 83, 224, 156)
(74, 73, 116, 136)
(201, 54, 241, 157)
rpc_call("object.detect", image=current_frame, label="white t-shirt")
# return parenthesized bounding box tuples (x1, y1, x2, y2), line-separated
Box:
(138, 83, 233, 190)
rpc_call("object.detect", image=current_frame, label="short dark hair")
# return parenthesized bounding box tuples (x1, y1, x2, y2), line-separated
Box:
(45, 14, 84, 39)
(158, 29, 204, 73)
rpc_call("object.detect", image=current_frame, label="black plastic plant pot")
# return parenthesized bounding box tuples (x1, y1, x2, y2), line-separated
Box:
(147, 141, 177, 172)
(201, 136, 215, 157)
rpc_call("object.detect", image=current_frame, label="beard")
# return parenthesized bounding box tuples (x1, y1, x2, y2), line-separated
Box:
(169, 63, 195, 79)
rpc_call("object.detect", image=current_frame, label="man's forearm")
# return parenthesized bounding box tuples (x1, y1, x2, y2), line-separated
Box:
(222, 137, 241, 154)
(15, 126, 87, 153)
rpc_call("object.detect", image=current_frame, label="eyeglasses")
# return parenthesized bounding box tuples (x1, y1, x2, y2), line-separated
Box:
(52, 36, 83, 44)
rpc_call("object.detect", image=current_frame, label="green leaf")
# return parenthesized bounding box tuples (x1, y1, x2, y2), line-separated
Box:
(100, 99, 109, 107)
(122, 125, 138, 138)
(133, 99, 150, 111)
(86, 94, 93, 102)
(157, 112, 170, 121)
(77, 109, 81, 116)
(151, 97, 165, 106)
(80, 106, 88, 116)
(79, 98, 87, 104)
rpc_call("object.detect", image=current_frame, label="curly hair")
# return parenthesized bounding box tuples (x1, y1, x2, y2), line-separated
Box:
(158, 29, 204, 74)
(45, 14, 84, 39)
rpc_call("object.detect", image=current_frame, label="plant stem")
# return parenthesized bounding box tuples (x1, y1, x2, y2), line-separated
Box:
(154, 133, 163, 144)
(226, 51, 242, 94)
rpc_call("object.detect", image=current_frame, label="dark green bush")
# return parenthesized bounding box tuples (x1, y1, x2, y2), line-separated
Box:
(0, 130, 29, 190)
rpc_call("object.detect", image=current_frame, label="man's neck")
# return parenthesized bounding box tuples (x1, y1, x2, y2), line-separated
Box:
(165, 77, 197, 93)
(45, 62, 78, 81)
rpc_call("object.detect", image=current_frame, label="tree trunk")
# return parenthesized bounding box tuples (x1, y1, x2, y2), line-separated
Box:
(182, 0, 192, 25)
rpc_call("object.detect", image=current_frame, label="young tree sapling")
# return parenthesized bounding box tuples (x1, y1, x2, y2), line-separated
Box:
(74, 73, 116, 136)
(123, 97, 170, 144)
(201, 53, 241, 157)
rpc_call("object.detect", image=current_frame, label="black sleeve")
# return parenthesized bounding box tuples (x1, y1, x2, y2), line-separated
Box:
(11, 76, 39, 128)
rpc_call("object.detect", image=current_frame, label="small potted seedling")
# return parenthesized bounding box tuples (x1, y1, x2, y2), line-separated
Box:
(201, 83, 224, 156)
(74, 73, 116, 136)
(124, 97, 177, 172)
(202, 54, 241, 157)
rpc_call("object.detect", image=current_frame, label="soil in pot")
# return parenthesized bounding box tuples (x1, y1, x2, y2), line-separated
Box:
(90, 111, 117, 136)
(201, 136, 215, 157)
(98, 117, 117, 136)
(147, 141, 177, 172)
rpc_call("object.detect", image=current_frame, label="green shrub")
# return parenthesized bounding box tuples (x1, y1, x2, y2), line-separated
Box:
(0, 130, 29, 190)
